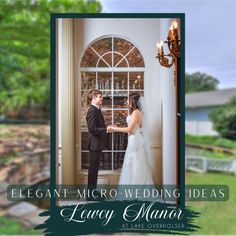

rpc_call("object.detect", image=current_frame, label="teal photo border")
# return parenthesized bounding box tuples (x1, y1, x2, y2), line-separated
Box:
(50, 13, 185, 211)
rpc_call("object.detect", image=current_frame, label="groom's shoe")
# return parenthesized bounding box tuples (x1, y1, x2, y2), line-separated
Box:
(86, 190, 105, 202)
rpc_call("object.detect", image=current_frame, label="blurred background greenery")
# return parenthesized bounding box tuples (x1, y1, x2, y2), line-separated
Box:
(0, 0, 100, 122)
(185, 67, 236, 235)
(0, 0, 101, 235)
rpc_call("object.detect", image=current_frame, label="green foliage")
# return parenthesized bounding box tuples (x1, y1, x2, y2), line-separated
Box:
(186, 134, 217, 146)
(0, 216, 40, 235)
(185, 133, 236, 159)
(214, 138, 236, 149)
(209, 96, 236, 141)
(0, 0, 101, 115)
(185, 72, 219, 94)
(198, 149, 232, 159)
(185, 133, 236, 150)
(0, 151, 20, 165)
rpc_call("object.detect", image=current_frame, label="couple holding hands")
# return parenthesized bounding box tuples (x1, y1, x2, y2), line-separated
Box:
(86, 89, 153, 201)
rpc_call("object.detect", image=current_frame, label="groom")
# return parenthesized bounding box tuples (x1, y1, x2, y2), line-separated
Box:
(86, 89, 110, 201)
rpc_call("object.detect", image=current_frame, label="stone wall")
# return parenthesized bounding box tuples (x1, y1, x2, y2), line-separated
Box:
(0, 125, 50, 186)
(0, 148, 50, 185)
(0, 148, 50, 230)
(0, 125, 50, 230)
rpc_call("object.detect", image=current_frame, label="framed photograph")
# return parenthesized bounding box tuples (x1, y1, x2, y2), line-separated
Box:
(49, 13, 186, 234)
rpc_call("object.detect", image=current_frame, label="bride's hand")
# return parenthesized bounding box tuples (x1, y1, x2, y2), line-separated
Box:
(111, 124, 118, 130)
(107, 125, 117, 133)
(107, 125, 115, 133)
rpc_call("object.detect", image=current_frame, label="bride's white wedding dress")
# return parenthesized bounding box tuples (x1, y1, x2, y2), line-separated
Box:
(118, 115, 154, 185)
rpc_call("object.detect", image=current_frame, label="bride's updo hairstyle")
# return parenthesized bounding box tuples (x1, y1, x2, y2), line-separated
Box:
(129, 92, 141, 115)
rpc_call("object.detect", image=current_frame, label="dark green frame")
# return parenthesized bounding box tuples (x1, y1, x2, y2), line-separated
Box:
(50, 13, 185, 211)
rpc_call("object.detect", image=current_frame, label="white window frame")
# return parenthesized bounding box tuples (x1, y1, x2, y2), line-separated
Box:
(78, 36, 145, 171)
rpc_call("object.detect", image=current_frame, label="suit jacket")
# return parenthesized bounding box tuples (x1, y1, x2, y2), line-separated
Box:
(86, 105, 107, 151)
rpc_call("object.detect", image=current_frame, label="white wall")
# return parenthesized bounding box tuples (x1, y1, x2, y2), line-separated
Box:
(160, 19, 177, 185)
(186, 121, 218, 136)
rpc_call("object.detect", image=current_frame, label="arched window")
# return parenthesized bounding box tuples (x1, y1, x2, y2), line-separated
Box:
(79, 36, 145, 171)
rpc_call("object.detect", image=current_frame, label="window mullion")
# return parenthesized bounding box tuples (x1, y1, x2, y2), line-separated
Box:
(92, 47, 111, 68)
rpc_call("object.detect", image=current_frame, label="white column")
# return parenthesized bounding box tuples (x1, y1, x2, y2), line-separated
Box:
(58, 18, 76, 185)
(160, 19, 177, 185)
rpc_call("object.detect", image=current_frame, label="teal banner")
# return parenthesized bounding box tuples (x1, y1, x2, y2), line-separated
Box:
(35, 200, 200, 235)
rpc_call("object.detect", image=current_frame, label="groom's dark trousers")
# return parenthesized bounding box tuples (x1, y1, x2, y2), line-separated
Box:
(86, 105, 107, 191)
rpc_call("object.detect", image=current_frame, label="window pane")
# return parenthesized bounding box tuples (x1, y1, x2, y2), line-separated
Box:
(97, 59, 110, 67)
(114, 53, 128, 67)
(116, 58, 129, 67)
(129, 72, 144, 90)
(100, 152, 112, 170)
(91, 38, 112, 56)
(126, 47, 145, 67)
(97, 53, 112, 67)
(114, 90, 128, 97)
(102, 93, 112, 109)
(81, 72, 96, 91)
(113, 133, 128, 151)
(114, 110, 128, 127)
(82, 152, 89, 169)
(80, 47, 99, 67)
(114, 152, 125, 170)
(113, 72, 128, 90)
(97, 72, 112, 90)
(114, 96, 128, 109)
(81, 91, 89, 129)
(81, 108, 87, 129)
(99, 53, 112, 67)
(114, 37, 135, 56)
(102, 110, 112, 126)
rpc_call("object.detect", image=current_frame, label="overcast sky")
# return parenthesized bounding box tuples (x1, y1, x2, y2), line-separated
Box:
(100, 0, 236, 89)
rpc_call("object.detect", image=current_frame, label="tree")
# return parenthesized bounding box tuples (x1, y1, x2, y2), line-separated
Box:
(185, 72, 219, 94)
(0, 0, 101, 118)
(209, 96, 236, 140)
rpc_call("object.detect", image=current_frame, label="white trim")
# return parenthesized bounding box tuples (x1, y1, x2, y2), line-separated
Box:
(92, 47, 111, 68)
(78, 34, 146, 68)
(79, 67, 145, 72)
(114, 45, 135, 68)
(114, 51, 128, 68)
(112, 37, 114, 67)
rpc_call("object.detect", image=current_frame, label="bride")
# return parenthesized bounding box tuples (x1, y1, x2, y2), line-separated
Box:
(108, 92, 154, 185)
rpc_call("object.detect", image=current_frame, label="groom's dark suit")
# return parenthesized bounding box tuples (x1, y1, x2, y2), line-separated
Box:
(86, 105, 107, 190)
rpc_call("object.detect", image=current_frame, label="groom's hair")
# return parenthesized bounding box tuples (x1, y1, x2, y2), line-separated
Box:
(87, 89, 102, 103)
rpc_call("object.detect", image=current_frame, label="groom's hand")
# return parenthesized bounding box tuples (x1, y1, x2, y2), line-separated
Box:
(107, 126, 112, 133)
(107, 125, 117, 133)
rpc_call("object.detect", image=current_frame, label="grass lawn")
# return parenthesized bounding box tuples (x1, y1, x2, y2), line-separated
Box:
(186, 172, 236, 235)
(0, 216, 41, 235)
